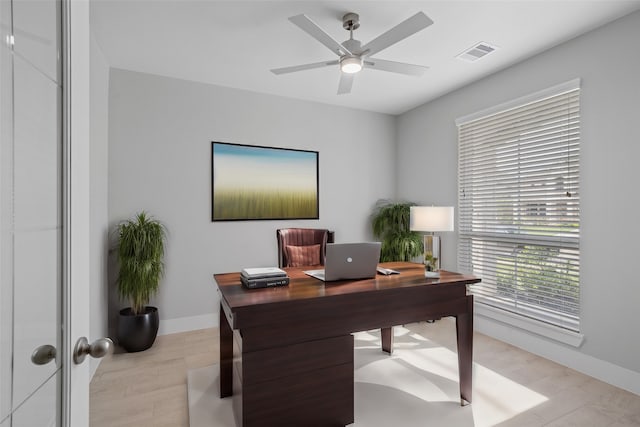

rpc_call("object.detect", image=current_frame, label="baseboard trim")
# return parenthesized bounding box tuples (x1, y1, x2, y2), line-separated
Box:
(158, 313, 218, 336)
(474, 315, 640, 396)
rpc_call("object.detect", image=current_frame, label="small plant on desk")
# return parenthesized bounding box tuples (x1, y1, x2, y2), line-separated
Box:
(424, 253, 438, 272)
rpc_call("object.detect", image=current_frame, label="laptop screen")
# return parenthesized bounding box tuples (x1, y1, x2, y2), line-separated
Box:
(305, 242, 381, 281)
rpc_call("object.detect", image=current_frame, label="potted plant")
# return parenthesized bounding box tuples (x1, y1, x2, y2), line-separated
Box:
(115, 211, 166, 352)
(371, 200, 423, 262)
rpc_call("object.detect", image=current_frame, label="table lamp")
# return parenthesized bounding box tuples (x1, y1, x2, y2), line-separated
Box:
(409, 206, 455, 278)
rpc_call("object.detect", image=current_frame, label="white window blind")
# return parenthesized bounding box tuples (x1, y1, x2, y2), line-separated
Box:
(457, 80, 580, 332)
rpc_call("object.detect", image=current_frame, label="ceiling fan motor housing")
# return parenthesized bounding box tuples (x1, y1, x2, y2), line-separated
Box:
(342, 38, 362, 54)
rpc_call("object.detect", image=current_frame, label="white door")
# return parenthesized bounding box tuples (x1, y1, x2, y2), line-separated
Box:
(0, 0, 95, 425)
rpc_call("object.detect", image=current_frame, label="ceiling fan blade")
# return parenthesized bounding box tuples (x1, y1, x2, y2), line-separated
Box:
(271, 60, 338, 75)
(289, 14, 353, 57)
(337, 73, 354, 95)
(364, 58, 428, 76)
(361, 12, 433, 57)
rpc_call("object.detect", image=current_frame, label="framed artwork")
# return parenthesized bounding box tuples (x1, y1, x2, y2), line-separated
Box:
(212, 142, 319, 221)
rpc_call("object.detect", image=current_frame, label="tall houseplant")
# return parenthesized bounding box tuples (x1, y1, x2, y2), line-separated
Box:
(371, 200, 423, 262)
(116, 211, 166, 352)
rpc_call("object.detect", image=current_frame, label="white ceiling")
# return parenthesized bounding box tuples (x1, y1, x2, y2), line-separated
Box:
(90, 0, 640, 115)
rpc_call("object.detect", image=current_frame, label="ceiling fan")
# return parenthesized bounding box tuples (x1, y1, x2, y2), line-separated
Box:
(270, 11, 433, 94)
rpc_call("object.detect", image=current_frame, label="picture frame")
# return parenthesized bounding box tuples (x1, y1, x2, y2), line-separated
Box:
(211, 141, 319, 221)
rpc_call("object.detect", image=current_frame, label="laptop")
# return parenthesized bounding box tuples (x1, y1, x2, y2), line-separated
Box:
(304, 242, 381, 282)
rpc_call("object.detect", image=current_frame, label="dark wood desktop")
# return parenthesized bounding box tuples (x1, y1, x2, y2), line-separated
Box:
(214, 262, 480, 427)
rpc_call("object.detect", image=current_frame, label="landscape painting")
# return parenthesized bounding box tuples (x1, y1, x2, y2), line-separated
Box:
(212, 142, 319, 221)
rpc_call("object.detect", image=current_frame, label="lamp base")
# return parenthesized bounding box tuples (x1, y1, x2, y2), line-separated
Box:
(424, 270, 440, 278)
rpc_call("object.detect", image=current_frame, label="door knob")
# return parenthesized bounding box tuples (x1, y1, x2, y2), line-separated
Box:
(73, 337, 114, 364)
(31, 344, 57, 365)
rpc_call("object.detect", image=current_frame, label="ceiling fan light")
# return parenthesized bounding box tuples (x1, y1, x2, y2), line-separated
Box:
(340, 56, 363, 74)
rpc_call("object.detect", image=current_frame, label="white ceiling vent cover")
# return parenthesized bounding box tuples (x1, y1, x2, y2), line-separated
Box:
(457, 42, 498, 62)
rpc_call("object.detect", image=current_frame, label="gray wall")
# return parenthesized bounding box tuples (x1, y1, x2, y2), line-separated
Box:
(108, 69, 396, 330)
(89, 33, 110, 377)
(397, 10, 640, 379)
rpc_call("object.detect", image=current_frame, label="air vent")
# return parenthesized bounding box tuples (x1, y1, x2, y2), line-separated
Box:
(456, 42, 497, 62)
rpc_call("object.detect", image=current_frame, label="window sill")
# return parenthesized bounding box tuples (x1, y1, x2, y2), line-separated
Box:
(475, 302, 585, 348)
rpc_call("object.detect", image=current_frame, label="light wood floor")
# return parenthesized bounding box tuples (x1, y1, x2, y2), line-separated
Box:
(90, 322, 640, 427)
(90, 328, 218, 427)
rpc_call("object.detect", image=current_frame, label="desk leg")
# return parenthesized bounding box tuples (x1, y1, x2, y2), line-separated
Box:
(381, 326, 394, 354)
(220, 303, 233, 398)
(456, 296, 474, 405)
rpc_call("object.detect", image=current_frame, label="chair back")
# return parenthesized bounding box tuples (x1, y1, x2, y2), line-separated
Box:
(276, 228, 335, 267)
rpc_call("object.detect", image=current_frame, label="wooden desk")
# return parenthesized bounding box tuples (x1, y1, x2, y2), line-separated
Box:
(214, 262, 480, 427)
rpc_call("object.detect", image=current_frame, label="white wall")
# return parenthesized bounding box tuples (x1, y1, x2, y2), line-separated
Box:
(89, 33, 110, 377)
(108, 69, 396, 333)
(397, 10, 640, 389)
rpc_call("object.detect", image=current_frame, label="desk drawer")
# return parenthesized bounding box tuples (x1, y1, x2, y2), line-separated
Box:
(243, 334, 353, 385)
(242, 361, 354, 427)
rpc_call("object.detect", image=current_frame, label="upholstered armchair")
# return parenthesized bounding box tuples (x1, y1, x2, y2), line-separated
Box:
(276, 228, 335, 268)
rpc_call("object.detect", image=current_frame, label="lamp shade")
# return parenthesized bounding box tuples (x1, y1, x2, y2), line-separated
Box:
(410, 206, 454, 232)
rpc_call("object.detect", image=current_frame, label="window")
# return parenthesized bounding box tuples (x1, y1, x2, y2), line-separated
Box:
(457, 80, 580, 332)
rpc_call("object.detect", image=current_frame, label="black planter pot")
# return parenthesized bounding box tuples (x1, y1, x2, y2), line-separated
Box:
(117, 306, 159, 352)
